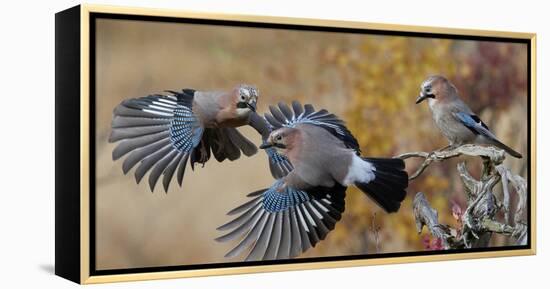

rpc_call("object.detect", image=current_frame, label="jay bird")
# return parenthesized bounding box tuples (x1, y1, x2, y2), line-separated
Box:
(216, 101, 409, 261)
(415, 75, 522, 158)
(109, 84, 261, 192)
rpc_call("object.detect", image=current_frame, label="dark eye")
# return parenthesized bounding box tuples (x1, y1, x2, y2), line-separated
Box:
(275, 135, 282, 141)
(240, 95, 246, 101)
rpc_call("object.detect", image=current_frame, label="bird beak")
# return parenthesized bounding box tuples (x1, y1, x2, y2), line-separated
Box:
(259, 141, 272, 149)
(415, 92, 428, 104)
(246, 102, 256, 112)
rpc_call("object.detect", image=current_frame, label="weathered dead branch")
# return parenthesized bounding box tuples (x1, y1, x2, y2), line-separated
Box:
(401, 144, 527, 249)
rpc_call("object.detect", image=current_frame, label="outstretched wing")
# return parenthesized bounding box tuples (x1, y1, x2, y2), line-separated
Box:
(216, 180, 346, 261)
(266, 101, 360, 153)
(249, 101, 360, 179)
(249, 112, 294, 179)
(109, 89, 203, 192)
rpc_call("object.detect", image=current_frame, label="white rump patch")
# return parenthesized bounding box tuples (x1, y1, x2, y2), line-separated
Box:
(342, 154, 376, 186)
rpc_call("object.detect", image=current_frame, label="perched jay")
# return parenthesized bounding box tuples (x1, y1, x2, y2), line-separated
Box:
(109, 84, 260, 192)
(216, 101, 408, 261)
(415, 75, 522, 158)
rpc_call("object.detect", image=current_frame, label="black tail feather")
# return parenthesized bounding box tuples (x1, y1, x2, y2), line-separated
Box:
(488, 138, 523, 159)
(355, 157, 408, 213)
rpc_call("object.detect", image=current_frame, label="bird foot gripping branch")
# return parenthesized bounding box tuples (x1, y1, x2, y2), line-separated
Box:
(400, 144, 527, 249)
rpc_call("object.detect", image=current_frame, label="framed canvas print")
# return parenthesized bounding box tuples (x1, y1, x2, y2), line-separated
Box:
(55, 4, 536, 284)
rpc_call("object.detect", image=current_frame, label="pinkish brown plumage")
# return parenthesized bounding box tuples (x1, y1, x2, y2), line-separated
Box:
(109, 84, 260, 192)
(217, 101, 409, 261)
(416, 75, 522, 158)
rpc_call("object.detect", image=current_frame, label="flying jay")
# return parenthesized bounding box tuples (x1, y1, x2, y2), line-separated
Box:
(216, 101, 409, 261)
(415, 75, 522, 158)
(109, 84, 261, 192)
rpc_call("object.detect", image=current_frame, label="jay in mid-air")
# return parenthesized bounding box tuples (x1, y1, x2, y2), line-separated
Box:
(216, 102, 409, 261)
(109, 84, 261, 192)
(110, 86, 409, 261)
(415, 75, 522, 158)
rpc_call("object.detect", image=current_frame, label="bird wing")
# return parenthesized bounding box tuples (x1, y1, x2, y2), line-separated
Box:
(249, 101, 361, 179)
(109, 89, 205, 192)
(453, 111, 497, 139)
(196, 127, 258, 164)
(249, 112, 294, 178)
(266, 101, 361, 153)
(216, 180, 346, 261)
(218, 102, 357, 260)
(453, 111, 523, 158)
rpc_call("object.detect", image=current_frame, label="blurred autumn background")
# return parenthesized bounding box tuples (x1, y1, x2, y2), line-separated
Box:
(95, 18, 528, 270)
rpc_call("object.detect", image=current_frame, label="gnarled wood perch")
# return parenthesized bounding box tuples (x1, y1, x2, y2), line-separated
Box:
(399, 144, 527, 249)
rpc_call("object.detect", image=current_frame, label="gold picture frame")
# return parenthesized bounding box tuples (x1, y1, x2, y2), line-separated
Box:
(55, 4, 536, 284)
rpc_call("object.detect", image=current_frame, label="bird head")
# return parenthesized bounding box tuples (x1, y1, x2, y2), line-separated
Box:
(259, 127, 299, 154)
(234, 84, 258, 115)
(416, 75, 457, 104)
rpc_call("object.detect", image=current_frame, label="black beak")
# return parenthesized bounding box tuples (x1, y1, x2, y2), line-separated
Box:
(259, 141, 286, 149)
(416, 92, 435, 104)
(246, 102, 256, 112)
(415, 93, 427, 104)
(259, 142, 272, 149)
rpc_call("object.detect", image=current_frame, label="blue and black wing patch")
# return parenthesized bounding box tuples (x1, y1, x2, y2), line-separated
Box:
(248, 112, 294, 179)
(454, 112, 494, 138)
(453, 112, 523, 158)
(109, 89, 204, 192)
(265, 147, 293, 179)
(216, 180, 346, 261)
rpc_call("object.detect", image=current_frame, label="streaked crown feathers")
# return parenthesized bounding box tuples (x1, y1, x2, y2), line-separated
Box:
(237, 84, 259, 101)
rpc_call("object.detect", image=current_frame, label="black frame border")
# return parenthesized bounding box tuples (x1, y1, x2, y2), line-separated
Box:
(55, 5, 82, 284)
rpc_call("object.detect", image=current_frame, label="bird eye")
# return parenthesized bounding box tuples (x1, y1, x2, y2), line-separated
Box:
(275, 135, 282, 141)
(240, 95, 246, 101)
